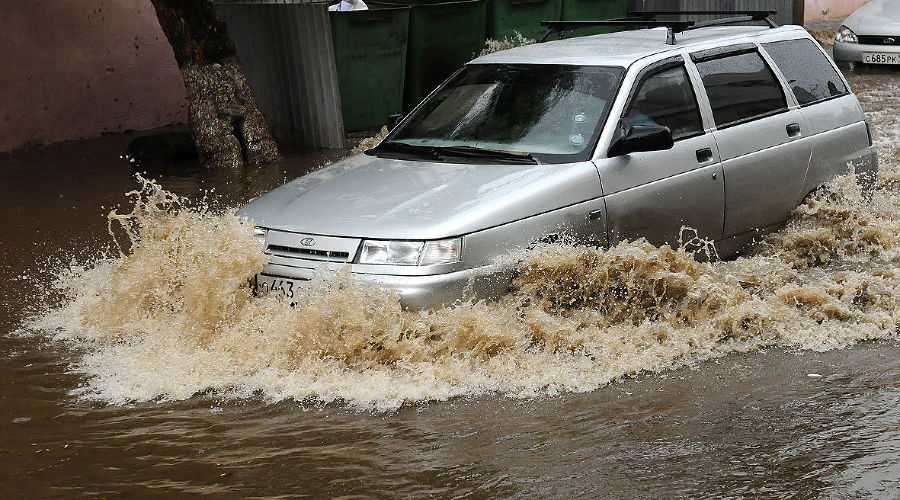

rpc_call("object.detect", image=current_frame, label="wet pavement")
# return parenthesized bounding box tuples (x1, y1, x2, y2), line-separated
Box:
(1, 64, 898, 497)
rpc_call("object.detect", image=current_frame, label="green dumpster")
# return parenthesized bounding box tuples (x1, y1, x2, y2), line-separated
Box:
(560, 0, 627, 37)
(486, 0, 562, 41)
(375, 0, 488, 112)
(330, 5, 410, 131)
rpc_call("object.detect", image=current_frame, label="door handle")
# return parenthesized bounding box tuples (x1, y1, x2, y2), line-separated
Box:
(696, 147, 713, 163)
(786, 123, 801, 137)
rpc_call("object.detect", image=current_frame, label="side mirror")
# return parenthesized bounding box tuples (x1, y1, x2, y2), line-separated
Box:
(386, 113, 404, 131)
(608, 124, 674, 157)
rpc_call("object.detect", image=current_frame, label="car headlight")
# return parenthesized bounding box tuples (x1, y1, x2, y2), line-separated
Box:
(835, 25, 858, 43)
(359, 238, 462, 266)
(253, 227, 268, 247)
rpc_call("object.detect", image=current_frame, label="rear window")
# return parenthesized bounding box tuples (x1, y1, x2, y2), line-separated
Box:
(695, 51, 788, 128)
(762, 38, 848, 106)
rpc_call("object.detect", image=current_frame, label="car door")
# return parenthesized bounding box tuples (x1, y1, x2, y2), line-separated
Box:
(691, 45, 812, 239)
(598, 56, 725, 248)
(761, 37, 873, 192)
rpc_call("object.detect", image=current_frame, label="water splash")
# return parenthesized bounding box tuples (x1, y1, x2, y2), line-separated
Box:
(24, 164, 900, 412)
(25, 89, 900, 412)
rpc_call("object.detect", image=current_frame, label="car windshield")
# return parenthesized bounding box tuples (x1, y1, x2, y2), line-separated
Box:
(378, 64, 625, 164)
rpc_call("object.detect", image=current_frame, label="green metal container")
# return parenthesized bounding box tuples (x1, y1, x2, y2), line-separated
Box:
(486, 0, 562, 41)
(560, 0, 627, 37)
(375, 0, 487, 112)
(329, 5, 410, 131)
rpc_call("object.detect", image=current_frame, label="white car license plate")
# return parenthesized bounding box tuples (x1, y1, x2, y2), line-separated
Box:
(863, 52, 900, 65)
(255, 275, 306, 301)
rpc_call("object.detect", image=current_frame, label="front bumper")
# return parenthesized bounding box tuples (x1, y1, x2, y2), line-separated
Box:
(260, 260, 517, 310)
(833, 41, 900, 63)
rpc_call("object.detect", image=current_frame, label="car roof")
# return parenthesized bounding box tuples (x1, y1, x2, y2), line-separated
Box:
(471, 25, 810, 67)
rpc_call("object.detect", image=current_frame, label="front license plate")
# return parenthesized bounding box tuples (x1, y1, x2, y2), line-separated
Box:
(863, 52, 900, 65)
(254, 275, 305, 301)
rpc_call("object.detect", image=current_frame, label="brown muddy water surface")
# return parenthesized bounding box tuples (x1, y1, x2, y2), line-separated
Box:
(2, 68, 899, 498)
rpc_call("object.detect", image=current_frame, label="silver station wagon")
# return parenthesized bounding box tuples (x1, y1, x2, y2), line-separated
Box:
(239, 12, 878, 309)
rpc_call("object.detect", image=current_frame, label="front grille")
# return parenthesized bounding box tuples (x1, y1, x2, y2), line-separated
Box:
(858, 35, 900, 46)
(267, 244, 351, 262)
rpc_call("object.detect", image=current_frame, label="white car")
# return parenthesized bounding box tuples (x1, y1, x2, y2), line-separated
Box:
(834, 0, 900, 66)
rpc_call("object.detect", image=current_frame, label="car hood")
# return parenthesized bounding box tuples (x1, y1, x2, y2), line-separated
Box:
(843, 0, 900, 34)
(237, 153, 603, 240)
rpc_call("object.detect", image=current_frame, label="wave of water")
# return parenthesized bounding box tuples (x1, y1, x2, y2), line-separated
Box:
(26, 92, 900, 412)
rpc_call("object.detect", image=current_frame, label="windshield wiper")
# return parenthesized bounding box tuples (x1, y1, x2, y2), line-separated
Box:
(433, 146, 540, 164)
(369, 141, 442, 161)
(370, 142, 539, 164)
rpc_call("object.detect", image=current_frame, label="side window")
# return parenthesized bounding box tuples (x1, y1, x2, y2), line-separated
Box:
(623, 65, 703, 141)
(762, 38, 848, 105)
(695, 51, 788, 128)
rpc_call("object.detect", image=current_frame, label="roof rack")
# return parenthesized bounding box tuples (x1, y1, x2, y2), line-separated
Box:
(633, 10, 779, 28)
(537, 10, 777, 45)
(688, 14, 777, 31)
(538, 19, 694, 44)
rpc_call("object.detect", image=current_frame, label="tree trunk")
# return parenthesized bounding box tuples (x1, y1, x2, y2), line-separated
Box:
(149, 0, 280, 169)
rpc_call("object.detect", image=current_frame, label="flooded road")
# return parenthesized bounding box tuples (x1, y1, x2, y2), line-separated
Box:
(2, 67, 899, 498)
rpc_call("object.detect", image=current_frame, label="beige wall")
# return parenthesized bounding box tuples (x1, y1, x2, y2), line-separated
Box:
(806, 0, 872, 20)
(0, 0, 188, 152)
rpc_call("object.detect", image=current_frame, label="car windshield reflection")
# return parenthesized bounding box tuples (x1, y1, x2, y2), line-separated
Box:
(374, 64, 625, 164)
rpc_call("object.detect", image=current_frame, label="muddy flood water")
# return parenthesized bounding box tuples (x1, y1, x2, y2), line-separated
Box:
(2, 66, 899, 498)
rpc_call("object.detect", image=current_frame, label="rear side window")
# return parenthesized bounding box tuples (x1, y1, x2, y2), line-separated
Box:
(624, 65, 704, 141)
(762, 39, 848, 105)
(695, 51, 788, 128)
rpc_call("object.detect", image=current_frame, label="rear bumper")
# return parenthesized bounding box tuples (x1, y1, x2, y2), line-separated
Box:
(260, 261, 517, 310)
(833, 41, 900, 63)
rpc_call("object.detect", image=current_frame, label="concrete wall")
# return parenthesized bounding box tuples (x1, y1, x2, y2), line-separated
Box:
(805, 0, 871, 20)
(0, 1, 188, 152)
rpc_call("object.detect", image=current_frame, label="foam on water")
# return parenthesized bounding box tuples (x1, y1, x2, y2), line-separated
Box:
(25, 85, 900, 412)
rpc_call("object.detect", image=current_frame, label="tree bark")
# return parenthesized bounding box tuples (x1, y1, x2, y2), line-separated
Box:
(149, 0, 280, 169)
